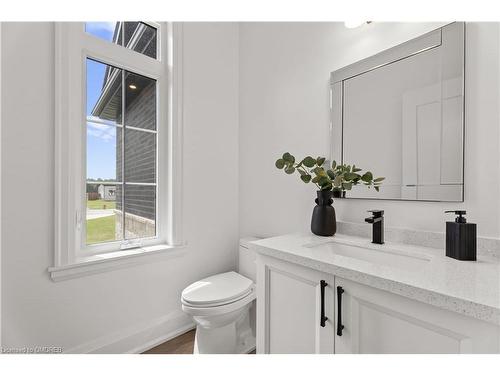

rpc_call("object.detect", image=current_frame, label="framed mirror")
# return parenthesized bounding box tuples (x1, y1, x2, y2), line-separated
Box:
(330, 22, 465, 202)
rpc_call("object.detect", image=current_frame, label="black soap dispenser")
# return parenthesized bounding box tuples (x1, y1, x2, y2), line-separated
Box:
(445, 210, 476, 261)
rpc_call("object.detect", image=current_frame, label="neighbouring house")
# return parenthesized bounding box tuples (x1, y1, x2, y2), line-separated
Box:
(98, 184, 117, 201)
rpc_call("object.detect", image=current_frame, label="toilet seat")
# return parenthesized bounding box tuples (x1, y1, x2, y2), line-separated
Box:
(182, 289, 255, 317)
(181, 271, 254, 307)
(182, 288, 254, 308)
(181, 271, 256, 316)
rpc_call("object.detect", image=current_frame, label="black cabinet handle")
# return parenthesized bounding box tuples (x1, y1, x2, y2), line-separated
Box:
(337, 286, 345, 336)
(320, 280, 328, 327)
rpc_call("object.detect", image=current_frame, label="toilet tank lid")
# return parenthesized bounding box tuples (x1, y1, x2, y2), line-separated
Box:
(239, 237, 262, 248)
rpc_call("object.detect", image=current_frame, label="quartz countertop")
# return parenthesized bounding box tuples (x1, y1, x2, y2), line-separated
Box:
(250, 233, 500, 325)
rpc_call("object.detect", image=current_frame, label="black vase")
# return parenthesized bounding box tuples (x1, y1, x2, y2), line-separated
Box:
(311, 190, 337, 236)
(332, 189, 346, 199)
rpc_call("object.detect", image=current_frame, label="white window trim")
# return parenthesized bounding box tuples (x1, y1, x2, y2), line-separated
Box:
(50, 22, 185, 281)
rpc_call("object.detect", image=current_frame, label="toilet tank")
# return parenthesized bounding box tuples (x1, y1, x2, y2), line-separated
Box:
(238, 237, 261, 283)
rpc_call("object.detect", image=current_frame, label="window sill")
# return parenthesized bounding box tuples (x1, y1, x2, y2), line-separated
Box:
(48, 243, 187, 282)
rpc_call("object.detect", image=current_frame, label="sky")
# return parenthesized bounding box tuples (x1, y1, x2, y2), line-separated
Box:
(86, 22, 119, 181)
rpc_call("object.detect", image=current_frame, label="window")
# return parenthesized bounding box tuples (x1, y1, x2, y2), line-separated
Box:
(86, 58, 157, 247)
(52, 22, 183, 280)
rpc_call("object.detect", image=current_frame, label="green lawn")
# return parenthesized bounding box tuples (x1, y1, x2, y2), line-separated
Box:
(86, 215, 116, 245)
(87, 199, 116, 210)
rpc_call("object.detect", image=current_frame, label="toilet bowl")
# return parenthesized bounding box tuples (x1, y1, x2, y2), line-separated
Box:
(181, 238, 259, 354)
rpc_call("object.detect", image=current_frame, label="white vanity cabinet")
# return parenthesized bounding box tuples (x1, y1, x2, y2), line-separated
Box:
(256, 254, 335, 353)
(334, 277, 500, 354)
(256, 254, 500, 354)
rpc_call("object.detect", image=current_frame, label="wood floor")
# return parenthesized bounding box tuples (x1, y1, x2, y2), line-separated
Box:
(143, 329, 196, 354)
(142, 329, 256, 354)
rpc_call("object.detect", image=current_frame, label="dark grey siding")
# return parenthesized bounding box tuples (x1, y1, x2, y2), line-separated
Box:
(116, 77, 156, 221)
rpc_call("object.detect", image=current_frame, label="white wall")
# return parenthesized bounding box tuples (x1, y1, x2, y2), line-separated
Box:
(239, 22, 500, 239)
(2, 21, 499, 352)
(0, 22, 239, 351)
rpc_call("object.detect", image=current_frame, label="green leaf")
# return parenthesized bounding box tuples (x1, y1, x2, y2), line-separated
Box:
(344, 172, 359, 181)
(327, 170, 336, 179)
(373, 177, 385, 182)
(361, 171, 373, 182)
(342, 182, 353, 191)
(275, 159, 285, 169)
(312, 176, 320, 184)
(301, 175, 312, 183)
(331, 160, 337, 169)
(312, 167, 326, 176)
(352, 165, 362, 172)
(302, 156, 316, 168)
(297, 169, 307, 176)
(320, 183, 333, 191)
(284, 166, 295, 174)
(374, 186, 380, 192)
(333, 175, 343, 187)
(318, 176, 330, 186)
(316, 157, 326, 166)
(282, 152, 295, 164)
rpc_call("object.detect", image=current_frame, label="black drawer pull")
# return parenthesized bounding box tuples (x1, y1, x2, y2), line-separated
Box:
(320, 280, 328, 327)
(337, 286, 345, 336)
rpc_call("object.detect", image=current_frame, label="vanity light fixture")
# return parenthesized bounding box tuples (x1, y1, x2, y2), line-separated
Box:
(344, 21, 372, 29)
(129, 84, 137, 90)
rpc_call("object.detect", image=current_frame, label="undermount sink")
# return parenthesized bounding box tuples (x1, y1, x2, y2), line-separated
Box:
(304, 239, 432, 271)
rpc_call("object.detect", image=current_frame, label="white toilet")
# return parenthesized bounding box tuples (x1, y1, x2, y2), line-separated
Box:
(181, 238, 258, 354)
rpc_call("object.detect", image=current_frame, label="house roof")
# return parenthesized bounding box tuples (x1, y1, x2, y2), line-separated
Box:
(91, 22, 157, 122)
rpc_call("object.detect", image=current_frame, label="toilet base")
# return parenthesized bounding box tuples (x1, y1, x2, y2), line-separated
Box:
(193, 323, 255, 354)
(192, 301, 256, 354)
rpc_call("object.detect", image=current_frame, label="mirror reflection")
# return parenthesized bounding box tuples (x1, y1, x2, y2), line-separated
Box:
(331, 22, 464, 201)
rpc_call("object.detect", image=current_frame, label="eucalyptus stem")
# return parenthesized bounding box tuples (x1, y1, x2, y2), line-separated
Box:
(296, 164, 320, 189)
(275, 152, 384, 194)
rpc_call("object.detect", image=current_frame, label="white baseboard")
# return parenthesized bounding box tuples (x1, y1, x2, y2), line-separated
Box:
(65, 311, 195, 354)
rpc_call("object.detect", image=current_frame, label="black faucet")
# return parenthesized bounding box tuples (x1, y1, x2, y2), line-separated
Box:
(365, 210, 384, 244)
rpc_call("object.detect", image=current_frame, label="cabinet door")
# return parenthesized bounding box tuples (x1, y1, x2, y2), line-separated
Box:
(256, 255, 335, 354)
(334, 277, 500, 354)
